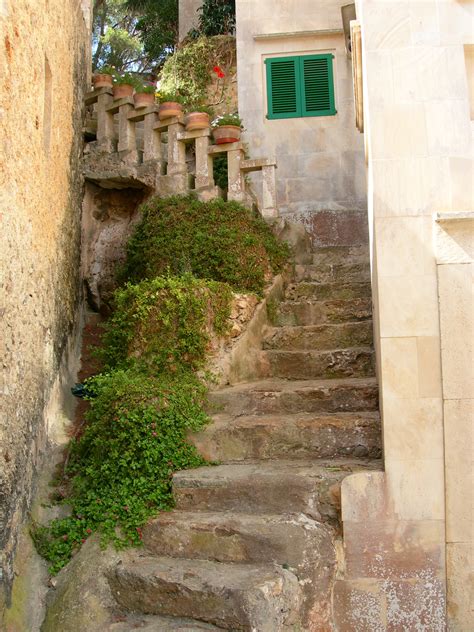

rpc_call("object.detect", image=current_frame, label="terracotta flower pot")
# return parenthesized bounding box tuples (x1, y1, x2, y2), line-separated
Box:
(113, 84, 134, 99)
(186, 112, 210, 132)
(134, 92, 155, 108)
(93, 73, 113, 89)
(212, 125, 241, 145)
(158, 101, 183, 121)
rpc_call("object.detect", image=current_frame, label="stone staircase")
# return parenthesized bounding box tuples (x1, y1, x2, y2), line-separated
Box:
(106, 245, 381, 631)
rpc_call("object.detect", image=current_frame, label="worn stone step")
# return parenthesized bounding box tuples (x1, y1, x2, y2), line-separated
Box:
(208, 377, 379, 416)
(311, 245, 369, 267)
(108, 554, 302, 632)
(190, 411, 381, 462)
(262, 347, 375, 380)
(263, 321, 373, 351)
(173, 459, 381, 523)
(142, 512, 336, 627)
(109, 614, 224, 631)
(285, 281, 372, 301)
(294, 262, 370, 284)
(273, 297, 373, 326)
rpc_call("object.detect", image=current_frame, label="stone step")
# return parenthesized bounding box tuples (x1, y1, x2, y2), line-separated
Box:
(109, 614, 224, 631)
(108, 554, 302, 632)
(285, 281, 372, 301)
(273, 297, 373, 326)
(173, 459, 381, 523)
(311, 245, 369, 267)
(262, 347, 375, 380)
(142, 512, 336, 628)
(263, 321, 373, 351)
(190, 411, 381, 462)
(208, 377, 379, 415)
(294, 262, 370, 284)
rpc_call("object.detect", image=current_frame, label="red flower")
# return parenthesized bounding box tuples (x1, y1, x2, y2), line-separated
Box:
(213, 65, 222, 74)
(81, 538, 86, 543)
(217, 71, 225, 79)
(86, 528, 92, 534)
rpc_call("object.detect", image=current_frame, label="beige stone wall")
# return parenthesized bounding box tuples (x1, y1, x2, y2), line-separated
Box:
(179, 0, 203, 40)
(338, 1, 474, 629)
(0, 0, 90, 609)
(236, 0, 367, 241)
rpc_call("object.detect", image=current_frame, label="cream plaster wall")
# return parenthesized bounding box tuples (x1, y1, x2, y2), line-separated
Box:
(235, 0, 367, 227)
(0, 0, 90, 612)
(338, 1, 474, 629)
(179, 0, 202, 40)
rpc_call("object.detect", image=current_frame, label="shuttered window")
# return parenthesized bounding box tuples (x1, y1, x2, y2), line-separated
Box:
(265, 54, 336, 120)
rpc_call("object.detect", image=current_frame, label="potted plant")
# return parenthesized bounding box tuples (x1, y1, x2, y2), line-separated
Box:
(112, 72, 136, 100)
(185, 105, 214, 132)
(133, 81, 156, 109)
(92, 65, 114, 90)
(158, 93, 184, 121)
(212, 113, 243, 144)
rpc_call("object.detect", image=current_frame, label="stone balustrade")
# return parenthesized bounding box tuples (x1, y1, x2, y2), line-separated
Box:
(83, 87, 278, 218)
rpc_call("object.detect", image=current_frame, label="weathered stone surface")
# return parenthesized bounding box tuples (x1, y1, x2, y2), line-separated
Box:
(142, 511, 337, 627)
(82, 184, 147, 312)
(208, 377, 379, 415)
(274, 298, 373, 326)
(294, 262, 370, 284)
(311, 246, 370, 267)
(109, 614, 224, 631)
(262, 347, 375, 380)
(0, 0, 90, 604)
(108, 554, 302, 631)
(263, 322, 373, 351)
(190, 411, 381, 461)
(285, 281, 372, 301)
(173, 459, 381, 524)
(41, 539, 122, 632)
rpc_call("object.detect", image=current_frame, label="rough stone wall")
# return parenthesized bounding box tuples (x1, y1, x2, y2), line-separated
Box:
(0, 0, 90, 608)
(235, 0, 367, 246)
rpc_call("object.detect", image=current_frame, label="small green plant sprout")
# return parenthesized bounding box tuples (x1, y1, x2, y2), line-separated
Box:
(212, 112, 243, 128)
(135, 81, 156, 94)
(113, 71, 138, 86)
(159, 92, 185, 104)
(96, 65, 114, 75)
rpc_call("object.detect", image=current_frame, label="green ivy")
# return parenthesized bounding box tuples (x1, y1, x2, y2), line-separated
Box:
(32, 368, 209, 574)
(100, 275, 233, 372)
(196, 0, 235, 37)
(119, 195, 290, 295)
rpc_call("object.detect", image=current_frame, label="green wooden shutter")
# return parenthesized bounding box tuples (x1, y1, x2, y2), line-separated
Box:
(300, 54, 337, 117)
(265, 54, 336, 120)
(265, 57, 301, 119)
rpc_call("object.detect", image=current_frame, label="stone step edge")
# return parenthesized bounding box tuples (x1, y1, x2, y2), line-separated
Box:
(211, 376, 378, 394)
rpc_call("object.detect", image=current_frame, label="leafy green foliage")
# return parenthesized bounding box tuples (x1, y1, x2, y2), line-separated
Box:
(196, 0, 236, 37)
(100, 275, 232, 372)
(119, 196, 290, 294)
(213, 112, 242, 127)
(92, 0, 178, 72)
(160, 36, 235, 109)
(32, 368, 209, 574)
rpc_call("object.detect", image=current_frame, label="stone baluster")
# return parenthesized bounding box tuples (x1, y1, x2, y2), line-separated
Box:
(143, 110, 162, 164)
(117, 99, 137, 161)
(166, 119, 187, 176)
(96, 89, 114, 152)
(227, 146, 246, 203)
(195, 134, 214, 190)
(261, 164, 278, 218)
